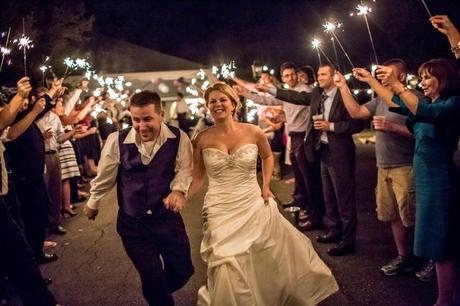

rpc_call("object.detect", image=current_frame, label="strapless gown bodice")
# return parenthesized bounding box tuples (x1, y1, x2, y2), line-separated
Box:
(198, 144, 338, 306)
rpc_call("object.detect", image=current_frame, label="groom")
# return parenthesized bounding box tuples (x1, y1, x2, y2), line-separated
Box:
(84, 91, 194, 306)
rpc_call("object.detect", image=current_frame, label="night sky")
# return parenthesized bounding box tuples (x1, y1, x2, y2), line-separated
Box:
(82, 0, 460, 70)
(2, 0, 460, 79)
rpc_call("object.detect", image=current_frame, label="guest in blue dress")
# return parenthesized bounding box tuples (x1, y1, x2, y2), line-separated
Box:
(353, 58, 460, 306)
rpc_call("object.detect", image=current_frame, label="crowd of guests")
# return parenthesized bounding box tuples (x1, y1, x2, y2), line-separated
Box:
(0, 75, 129, 305)
(0, 13, 459, 306)
(231, 14, 460, 306)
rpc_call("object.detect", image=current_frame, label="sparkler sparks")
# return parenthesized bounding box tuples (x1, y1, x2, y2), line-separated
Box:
(322, 20, 354, 68)
(311, 38, 323, 65)
(17, 18, 34, 76)
(0, 47, 11, 55)
(351, 1, 379, 64)
(311, 38, 321, 49)
(351, 4, 372, 16)
(212, 61, 237, 79)
(16, 35, 33, 50)
(311, 38, 335, 66)
(322, 21, 342, 33)
(63, 57, 92, 79)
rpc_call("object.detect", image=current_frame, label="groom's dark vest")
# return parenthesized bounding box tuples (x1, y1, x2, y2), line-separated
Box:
(117, 126, 181, 218)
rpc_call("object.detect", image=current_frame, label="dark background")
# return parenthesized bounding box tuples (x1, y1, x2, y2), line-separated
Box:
(1, 0, 459, 83)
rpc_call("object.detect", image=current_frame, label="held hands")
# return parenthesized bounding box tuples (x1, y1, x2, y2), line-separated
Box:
(83, 204, 98, 220)
(313, 120, 331, 131)
(163, 190, 186, 213)
(261, 185, 274, 205)
(16, 77, 32, 99)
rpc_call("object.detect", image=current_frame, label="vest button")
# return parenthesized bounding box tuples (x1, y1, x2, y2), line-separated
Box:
(146, 209, 153, 215)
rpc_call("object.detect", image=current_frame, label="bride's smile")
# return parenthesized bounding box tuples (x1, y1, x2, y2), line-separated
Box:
(206, 91, 235, 119)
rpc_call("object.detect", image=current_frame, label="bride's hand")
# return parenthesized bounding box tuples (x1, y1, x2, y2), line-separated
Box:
(262, 185, 274, 205)
(163, 190, 186, 213)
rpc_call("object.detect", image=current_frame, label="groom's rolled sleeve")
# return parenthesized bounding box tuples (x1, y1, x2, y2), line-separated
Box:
(87, 132, 120, 210)
(170, 130, 193, 196)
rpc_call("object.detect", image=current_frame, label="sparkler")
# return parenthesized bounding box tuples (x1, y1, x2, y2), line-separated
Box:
(420, 0, 432, 17)
(16, 18, 34, 76)
(197, 69, 206, 80)
(330, 37, 340, 70)
(212, 61, 237, 79)
(40, 56, 50, 86)
(323, 22, 341, 68)
(323, 20, 355, 68)
(351, 2, 379, 64)
(0, 27, 11, 73)
(312, 39, 322, 65)
(311, 38, 337, 66)
(63, 57, 92, 79)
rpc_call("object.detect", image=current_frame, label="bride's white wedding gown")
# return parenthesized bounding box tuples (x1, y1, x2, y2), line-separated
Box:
(197, 144, 338, 306)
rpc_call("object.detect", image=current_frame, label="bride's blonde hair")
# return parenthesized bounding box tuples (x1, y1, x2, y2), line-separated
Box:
(203, 83, 242, 119)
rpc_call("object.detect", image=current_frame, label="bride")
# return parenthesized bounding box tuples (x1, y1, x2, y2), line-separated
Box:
(187, 83, 338, 306)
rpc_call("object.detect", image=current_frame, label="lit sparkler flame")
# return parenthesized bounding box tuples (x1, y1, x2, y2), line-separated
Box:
(351, 4, 372, 16)
(16, 35, 33, 50)
(0, 47, 11, 55)
(323, 21, 342, 33)
(311, 38, 321, 49)
(212, 61, 237, 79)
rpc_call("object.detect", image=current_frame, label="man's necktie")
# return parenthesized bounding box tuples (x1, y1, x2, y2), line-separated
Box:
(314, 93, 329, 149)
(319, 92, 328, 115)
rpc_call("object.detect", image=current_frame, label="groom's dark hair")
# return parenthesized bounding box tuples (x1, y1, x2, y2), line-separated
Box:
(129, 90, 163, 113)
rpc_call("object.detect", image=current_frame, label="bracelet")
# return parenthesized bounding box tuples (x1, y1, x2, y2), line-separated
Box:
(451, 41, 460, 56)
(395, 87, 408, 96)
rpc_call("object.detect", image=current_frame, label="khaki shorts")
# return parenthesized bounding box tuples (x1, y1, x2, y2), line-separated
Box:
(376, 166, 415, 227)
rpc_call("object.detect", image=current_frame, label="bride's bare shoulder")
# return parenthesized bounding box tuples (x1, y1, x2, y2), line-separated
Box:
(193, 126, 217, 148)
(237, 122, 264, 135)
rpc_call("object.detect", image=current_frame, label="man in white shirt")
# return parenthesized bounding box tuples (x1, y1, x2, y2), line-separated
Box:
(84, 91, 194, 306)
(36, 110, 74, 235)
(171, 92, 190, 133)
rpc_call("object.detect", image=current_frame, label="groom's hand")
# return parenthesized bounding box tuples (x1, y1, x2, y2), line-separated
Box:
(163, 190, 186, 213)
(84, 204, 98, 220)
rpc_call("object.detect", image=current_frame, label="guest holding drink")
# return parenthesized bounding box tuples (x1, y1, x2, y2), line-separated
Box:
(353, 58, 460, 306)
(334, 59, 421, 276)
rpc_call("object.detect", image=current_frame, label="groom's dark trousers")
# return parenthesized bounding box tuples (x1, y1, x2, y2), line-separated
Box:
(115, 127, 194, 306)
(117, 210, 193, 306)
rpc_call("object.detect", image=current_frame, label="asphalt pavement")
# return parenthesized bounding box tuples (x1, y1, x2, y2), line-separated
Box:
(33, 141, 438, 306)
